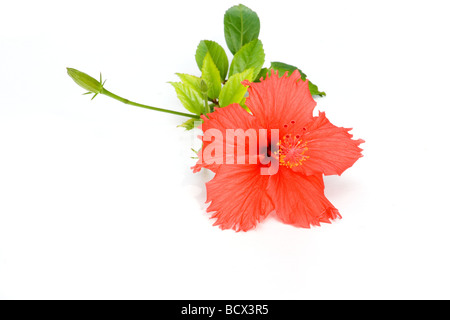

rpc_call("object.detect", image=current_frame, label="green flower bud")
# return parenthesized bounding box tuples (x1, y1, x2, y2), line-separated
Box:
(200, 79, 208, 94)
(67, 68, 105, 95)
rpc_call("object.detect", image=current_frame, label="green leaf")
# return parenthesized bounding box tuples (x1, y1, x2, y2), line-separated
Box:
(239, 95, 250, 112)
(270, 62, 307, 79)
(177, 118, 201, 131)
(169, 82, 204, 115)
(219, 68, 254, 108)
(195, 40, 229, 81)
(254, 67, 269, 82)
(201, 52, 222, 100)
(176, 73, 202, 94)
(307, 82, 326, 97)
(224, 4, 260, 55)
(269, 61, 326, 97)
(229, 39, 265, 80)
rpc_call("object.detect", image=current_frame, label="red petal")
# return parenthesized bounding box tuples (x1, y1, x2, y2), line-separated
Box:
(192, 161, 220, 173)
(192, 104, 261, 173)
(293, 112, 364, 176)
(206, 165, 274, 231)
(267, 167, 341, 228)
(245, 69, 316, 132)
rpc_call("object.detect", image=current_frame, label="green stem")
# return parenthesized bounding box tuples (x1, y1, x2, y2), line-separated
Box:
(102, 89, 200, 119)
(204, 93, 210, 114)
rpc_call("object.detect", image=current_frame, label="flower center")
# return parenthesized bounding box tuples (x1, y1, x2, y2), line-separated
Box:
(275, 134, 309, 168)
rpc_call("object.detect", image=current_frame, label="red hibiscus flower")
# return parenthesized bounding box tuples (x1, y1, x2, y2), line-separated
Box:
(193, 70, 364, 231)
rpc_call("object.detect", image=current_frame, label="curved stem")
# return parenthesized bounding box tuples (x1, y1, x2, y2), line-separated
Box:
(102, 89, 201, 119)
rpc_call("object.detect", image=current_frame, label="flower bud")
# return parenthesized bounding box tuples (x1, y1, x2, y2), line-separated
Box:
(200, 79, 208, 94)
(67, 68, 104, 94)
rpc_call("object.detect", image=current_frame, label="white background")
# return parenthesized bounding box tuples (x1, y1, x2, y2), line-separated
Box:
(1, 0, 449, 300)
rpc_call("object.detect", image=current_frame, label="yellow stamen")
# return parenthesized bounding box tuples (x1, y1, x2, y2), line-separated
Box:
(277, 135, 309, 168)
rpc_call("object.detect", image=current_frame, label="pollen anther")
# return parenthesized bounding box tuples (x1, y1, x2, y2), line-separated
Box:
(278, 134, 309, 168)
